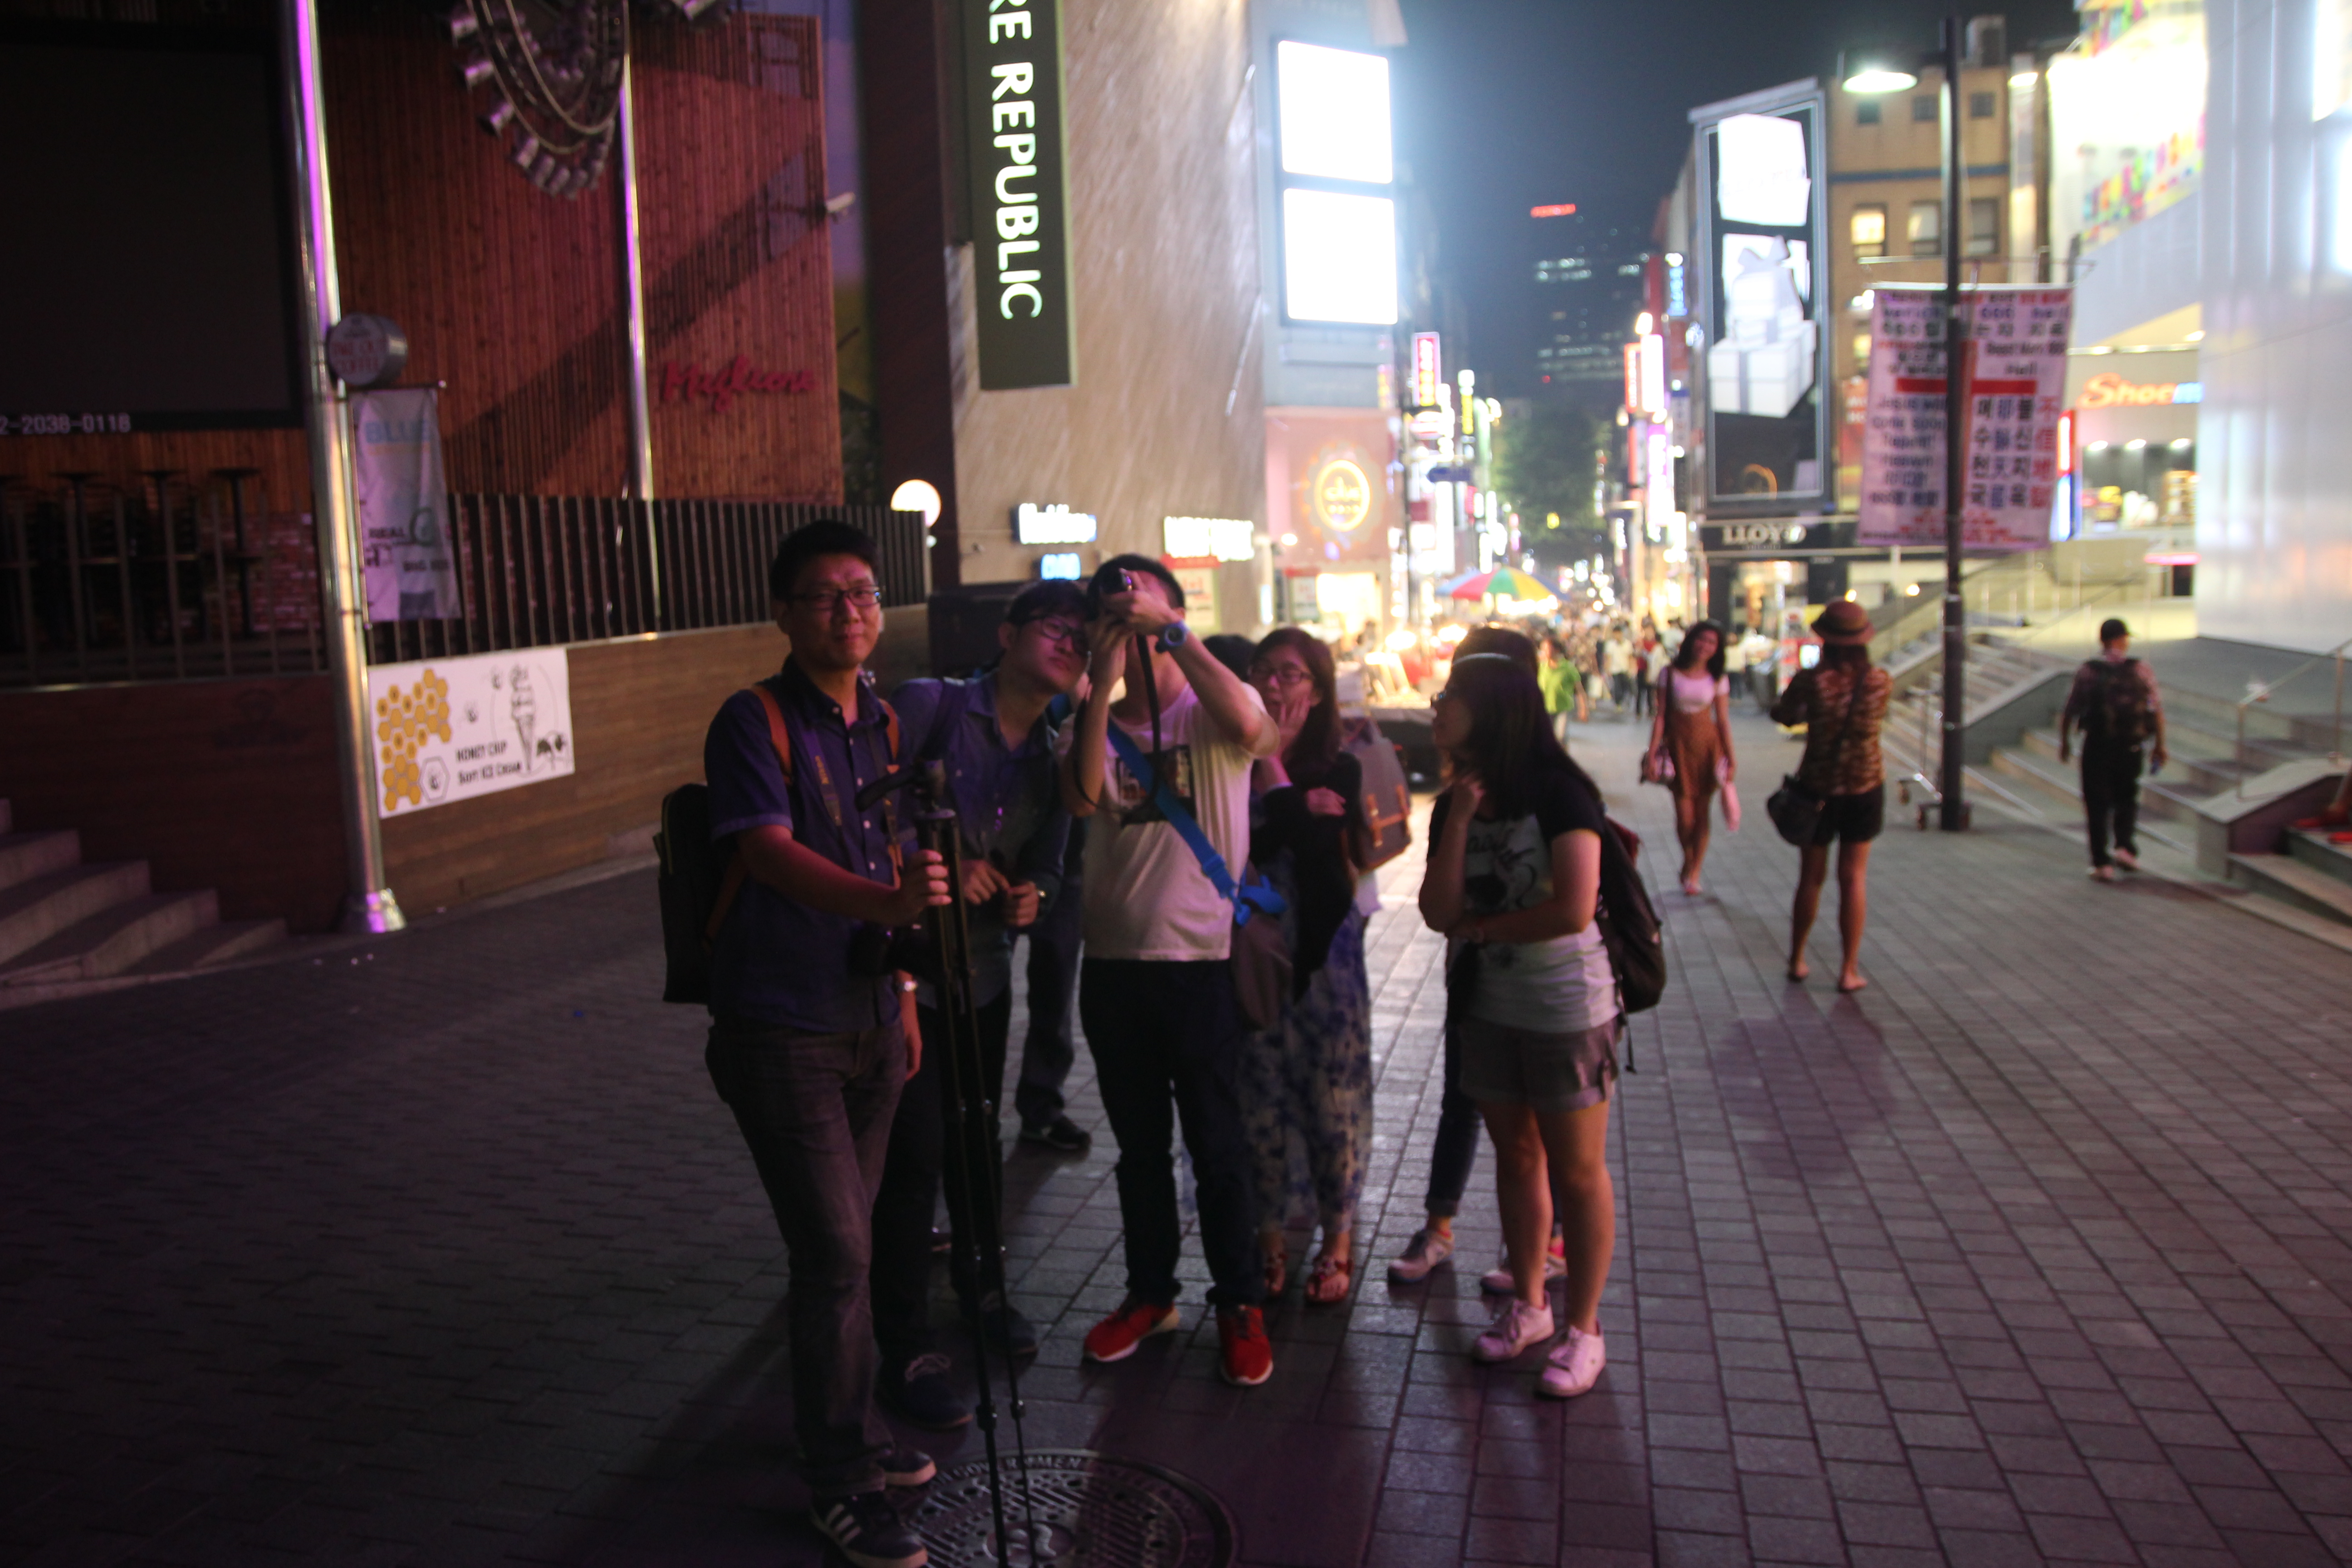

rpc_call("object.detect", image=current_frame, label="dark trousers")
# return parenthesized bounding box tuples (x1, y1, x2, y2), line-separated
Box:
(1013, 819, 1084, 1129)
(869, 990, 1014, 1358)
(2081, 738, 2145, 867)
(705, 1016, 905, 1498)
(1078, 958, 1263, 1311)
(1632, 675, 1653, 716)
(1423, 1021, 1569, 1221)
(1609, 673, 1631, 708)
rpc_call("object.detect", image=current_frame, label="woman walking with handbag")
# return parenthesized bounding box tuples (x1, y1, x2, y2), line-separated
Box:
(1643, 619, 1737, 896)
(1768, 601, 1892, 993)
(1243, 629, 1376, 1306)
(1418, 654, 1620, 1399)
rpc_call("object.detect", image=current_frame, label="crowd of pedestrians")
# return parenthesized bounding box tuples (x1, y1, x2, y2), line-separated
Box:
(687, 520, 1896, 1568)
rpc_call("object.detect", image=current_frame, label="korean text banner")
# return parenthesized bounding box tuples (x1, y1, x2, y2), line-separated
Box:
(1857, 286, 2073, 550)
(367, 648, 574, 818)
(353, 387, 461, 621)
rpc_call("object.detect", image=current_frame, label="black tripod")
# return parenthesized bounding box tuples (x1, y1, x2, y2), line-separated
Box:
(863, 761, 1040, 1562)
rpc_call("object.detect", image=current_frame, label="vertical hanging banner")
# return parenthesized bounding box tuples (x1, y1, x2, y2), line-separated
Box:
(965, 0, 1074, 388)
(352, 387, 461, 620)
(1857, 286, 2073, 549)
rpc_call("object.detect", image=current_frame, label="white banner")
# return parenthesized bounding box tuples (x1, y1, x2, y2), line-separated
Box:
(368, 648, 574, 818)
(353, 387, 461, 621)
(1857, 285, 2073, 549)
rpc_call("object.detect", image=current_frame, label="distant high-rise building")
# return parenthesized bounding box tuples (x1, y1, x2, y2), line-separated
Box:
(1526, 208, 1651, 400)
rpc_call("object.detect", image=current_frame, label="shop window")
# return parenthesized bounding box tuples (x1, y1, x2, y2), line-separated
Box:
(1908, 200, 1941, 257)
(1856, 99, 1882, 125)
(1851, 204, 1887, 258)
(1911, 94, 1938, 122)
(1969, 91, 1997, 118)
(1966, 196, 2000, 256)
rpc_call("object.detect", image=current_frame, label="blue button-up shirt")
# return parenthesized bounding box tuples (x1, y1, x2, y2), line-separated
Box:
(889, 673, 1070, 1007)
(704, 659, 904, 1031)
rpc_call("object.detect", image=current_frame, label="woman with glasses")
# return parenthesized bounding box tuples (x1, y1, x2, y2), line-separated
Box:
(1241, 628, 1376, 1305)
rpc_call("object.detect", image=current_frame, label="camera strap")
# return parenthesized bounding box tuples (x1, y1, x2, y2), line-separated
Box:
(1105, 724, 1284, 926)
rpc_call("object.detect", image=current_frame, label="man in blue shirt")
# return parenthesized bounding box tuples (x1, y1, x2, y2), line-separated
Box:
(701, 519, 950, 1568)
(868, 580, 1086, 1429)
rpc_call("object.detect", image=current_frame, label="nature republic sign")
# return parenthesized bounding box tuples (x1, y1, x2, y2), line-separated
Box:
(965, 0, 1073, 388)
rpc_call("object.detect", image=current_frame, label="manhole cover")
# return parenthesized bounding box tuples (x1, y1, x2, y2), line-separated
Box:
(908, 1448, 1235, 1567)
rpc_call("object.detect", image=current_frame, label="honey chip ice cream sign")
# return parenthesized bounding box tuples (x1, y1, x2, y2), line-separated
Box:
(368, 649, 575, 816)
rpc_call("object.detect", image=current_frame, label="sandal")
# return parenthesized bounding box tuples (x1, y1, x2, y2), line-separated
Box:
(1304, 1251, 1353, 1305)
(1262, 1241, 1288, 1298)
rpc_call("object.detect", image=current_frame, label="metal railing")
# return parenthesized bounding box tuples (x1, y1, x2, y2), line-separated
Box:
(2236, 634, 2352, 794)
(0, 478, 926, 686)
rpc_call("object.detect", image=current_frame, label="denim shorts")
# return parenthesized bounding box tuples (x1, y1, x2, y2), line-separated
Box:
(1457, 1015, 1621, 1114)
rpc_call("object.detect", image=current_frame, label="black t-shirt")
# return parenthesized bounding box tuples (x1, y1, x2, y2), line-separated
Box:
(1427, 763, 1607, 859)
(1430, 761, 1615, 1030)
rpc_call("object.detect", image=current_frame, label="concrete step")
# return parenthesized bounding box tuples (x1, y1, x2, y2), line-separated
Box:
(2228, 852, 2352, 928)
(2012, 728, 2242, 799)
(1985, 742, 2198, 850)
(0, 861, 150, 965)
(0, 889, 220, 985)
(2286, 828, 2352, 891)
(0, 830, 82, 893)
(123, 917, 288, 976)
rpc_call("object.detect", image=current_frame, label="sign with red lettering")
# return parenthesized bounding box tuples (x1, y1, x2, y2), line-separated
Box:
(659, 358, 817, 413)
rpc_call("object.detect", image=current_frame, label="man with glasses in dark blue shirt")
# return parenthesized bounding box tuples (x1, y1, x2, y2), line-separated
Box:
(701, 519, 951, 1568)
(867, 580, 1088, 1429)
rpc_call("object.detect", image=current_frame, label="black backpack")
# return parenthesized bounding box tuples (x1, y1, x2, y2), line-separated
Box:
(1595, 816, 1665, 1016)
(655, 683, 900, 1005)
(2081, 658, 2154, 745)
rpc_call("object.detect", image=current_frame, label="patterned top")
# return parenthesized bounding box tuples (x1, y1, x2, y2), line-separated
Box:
(2061, 655, 2164, 742)
(1770, 662, 1893, 795)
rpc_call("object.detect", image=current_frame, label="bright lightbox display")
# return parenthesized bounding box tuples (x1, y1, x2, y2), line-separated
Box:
(1283, 188, 1399, 325)
(1278, 41, 1392, 185)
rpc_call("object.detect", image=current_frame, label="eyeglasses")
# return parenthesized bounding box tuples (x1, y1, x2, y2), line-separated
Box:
(1022, 618, 1086, 650)
(1248, 663, 1314, 689)
(789, 583, 883, 614)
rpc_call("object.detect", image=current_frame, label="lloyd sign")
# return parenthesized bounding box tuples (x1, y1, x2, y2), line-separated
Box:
(964, 0, 1073, 388)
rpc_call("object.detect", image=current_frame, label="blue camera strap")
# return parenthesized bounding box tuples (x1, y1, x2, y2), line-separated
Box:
(1104, 724, 1285, 926)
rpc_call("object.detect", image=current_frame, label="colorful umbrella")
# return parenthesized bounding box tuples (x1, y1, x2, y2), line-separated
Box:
(1444, 565, 1551, 602)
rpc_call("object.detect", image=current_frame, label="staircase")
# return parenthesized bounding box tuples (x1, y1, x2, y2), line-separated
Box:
(1881, 640, 2352, 942)
(0, 799, 287, 1009)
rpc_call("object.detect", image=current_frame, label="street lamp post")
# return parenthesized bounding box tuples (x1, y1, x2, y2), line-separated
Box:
(1843, 15, 1972, 831)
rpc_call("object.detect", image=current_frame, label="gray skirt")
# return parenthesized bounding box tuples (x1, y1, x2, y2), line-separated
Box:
(1457, 1014, 1622, 1114)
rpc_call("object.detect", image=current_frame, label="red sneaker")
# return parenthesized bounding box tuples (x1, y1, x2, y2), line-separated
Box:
(1082, 1300, 1180, 1363)
(1218, 1306, 1274, 1387)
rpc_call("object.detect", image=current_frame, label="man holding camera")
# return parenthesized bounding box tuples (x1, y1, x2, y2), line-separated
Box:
(701, 519, 950, 1568)
(1060, 555, 1282, 1387)
(867, 580, 1087, 1429)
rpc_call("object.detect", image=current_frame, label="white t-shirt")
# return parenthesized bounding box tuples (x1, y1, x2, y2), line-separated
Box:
(1078, 682, 1269, 961)
(1669, 670, 1729, 714)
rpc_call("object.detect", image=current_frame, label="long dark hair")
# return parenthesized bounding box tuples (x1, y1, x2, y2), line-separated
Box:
(1673, 618, 1729, 678)
(1253, 626, 1342, 781)
(1443, 654, 1598, 820)
(1818, 640, 1872, 670)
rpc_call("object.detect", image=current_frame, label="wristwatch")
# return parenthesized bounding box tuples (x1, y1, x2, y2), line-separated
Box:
(1154, 622, 1190, 652)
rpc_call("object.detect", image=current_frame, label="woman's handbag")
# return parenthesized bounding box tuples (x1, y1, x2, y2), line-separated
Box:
(1765, 676, 1862, 846)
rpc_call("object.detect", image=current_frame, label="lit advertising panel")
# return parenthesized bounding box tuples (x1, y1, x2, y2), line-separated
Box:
(1411, 332, 1441, 407)
(1283, 188, 1399, 324)
(1691, 85, 1828, 514)
(1276, 39, 1398, 327)
(1277, 41, 1392, 184)
(2047, 0, 2203, 255)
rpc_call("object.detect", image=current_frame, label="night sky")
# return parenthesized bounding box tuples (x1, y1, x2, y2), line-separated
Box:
(1393, 0, 2082, 391)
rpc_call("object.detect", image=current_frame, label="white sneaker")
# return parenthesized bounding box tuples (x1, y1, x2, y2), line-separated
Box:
(1480, 1237, 1566, 1294)
(1472, 1298, 1555, 1363)
(1538, 1323, 1606, 1398)
(1387, 1228, 1455, 1283)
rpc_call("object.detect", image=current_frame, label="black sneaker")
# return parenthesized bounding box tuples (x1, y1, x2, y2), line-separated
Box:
(811, 1490, 928, 1568)
(982, 1301, 1039, 1360)
(880, 1446, 936, 1488)
(877, 1352, 970, 1431)
(1019, 1116, 1092, 1154)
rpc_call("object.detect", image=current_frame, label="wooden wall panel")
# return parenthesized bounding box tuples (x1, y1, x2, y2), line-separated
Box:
(0, 676, 347, 931)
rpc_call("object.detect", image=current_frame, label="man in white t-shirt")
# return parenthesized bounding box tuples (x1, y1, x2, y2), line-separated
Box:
(1059, 554, 1282, 1387)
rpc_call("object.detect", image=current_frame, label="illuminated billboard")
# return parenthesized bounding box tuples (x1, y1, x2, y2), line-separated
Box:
(1276, 40, 1399, 326)
(1690, 84, 1828, 513)
(2047, 0, 2204, 254)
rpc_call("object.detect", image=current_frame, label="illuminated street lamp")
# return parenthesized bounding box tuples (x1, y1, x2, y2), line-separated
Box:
(1843, 22, 1971, 832)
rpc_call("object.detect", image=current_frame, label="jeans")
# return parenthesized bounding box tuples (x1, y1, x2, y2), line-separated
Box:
(869, 990, 1013, 1357)
(1014, 819, 1083, 1130)
(1423, 1021, 1569, 1221)
(1079, 958, 1263, 1310)
(2081, 738, 2144, 867)
(705, 1016, 905, 1498)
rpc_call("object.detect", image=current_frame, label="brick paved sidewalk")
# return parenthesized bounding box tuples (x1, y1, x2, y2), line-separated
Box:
(4, 711, 2349, 1568)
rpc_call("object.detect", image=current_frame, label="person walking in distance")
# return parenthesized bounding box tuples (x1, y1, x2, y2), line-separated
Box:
(1417, 654, 1621, 1399)
(867, 580, 1086, 1431)
(2057, 618, 2169, 882)
(1645, 618, 1737, 896)
(1771, 601, 1892, 994)
(700, 520, 952, 1568)
(1242, 629, 1376, 1307)
(1060, 555, 1283, 1386)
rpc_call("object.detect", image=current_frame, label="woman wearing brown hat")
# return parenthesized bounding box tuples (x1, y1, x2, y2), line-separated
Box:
(1769, 601, 1892, 993)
